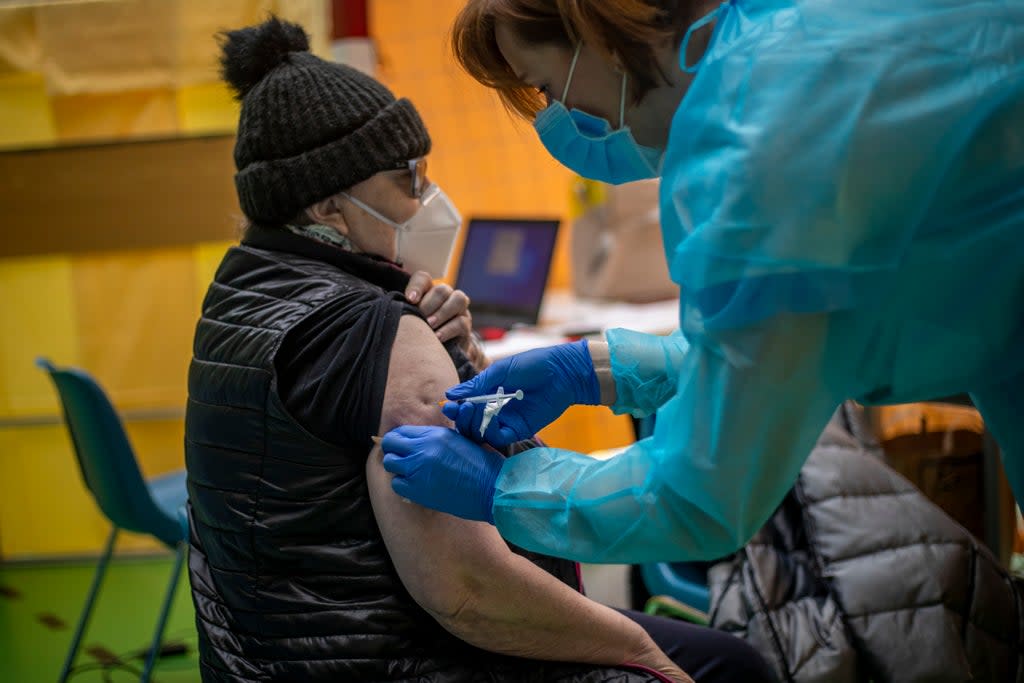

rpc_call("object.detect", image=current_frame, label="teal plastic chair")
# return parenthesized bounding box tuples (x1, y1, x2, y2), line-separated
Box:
(36, 358, 188, 683)
(641, 561, 711, 616)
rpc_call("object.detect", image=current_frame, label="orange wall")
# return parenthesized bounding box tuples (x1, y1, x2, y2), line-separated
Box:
(370, 0, 577, 288)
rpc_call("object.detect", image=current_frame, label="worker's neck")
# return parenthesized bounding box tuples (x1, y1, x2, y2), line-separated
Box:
(639, 3, 720, 147)
(627, 45, 692, 149)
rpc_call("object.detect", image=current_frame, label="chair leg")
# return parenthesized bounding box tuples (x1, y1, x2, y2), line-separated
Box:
(58, 526, 119, 683)
(140, 542, 186, 683)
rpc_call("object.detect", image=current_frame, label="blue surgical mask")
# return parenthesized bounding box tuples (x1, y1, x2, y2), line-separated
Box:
(534, 43, 664, 185)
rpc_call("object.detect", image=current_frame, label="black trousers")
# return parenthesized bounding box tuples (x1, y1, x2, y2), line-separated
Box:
(618, 609, 777, 683)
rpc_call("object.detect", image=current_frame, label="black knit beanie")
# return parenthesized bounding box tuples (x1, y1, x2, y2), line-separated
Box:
(219, 16, 432, 226)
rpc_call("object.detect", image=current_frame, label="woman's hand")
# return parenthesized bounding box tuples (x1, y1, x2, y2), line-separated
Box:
(628, 639, 694, 683)
(650, 662, 694, 683)
(405, 271, 488, 369)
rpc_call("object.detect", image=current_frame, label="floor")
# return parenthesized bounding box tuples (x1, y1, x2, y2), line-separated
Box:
(0, 554, 199, 682)
(0, 554, 637, 683)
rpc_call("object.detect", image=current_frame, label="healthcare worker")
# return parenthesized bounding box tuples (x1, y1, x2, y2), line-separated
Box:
(382, 0, 1024, 563)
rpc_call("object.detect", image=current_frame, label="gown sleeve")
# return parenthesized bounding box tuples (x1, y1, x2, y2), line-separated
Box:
(492, 312, 842, 563)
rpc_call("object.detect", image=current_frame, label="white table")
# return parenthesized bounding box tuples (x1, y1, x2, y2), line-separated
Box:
(481, 291, 679, 360)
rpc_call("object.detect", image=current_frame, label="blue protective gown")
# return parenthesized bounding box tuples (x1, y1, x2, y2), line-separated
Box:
(492, 0, 1024, 563)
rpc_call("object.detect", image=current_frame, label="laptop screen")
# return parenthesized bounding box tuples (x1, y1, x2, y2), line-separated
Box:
(454, 218, 560, 326)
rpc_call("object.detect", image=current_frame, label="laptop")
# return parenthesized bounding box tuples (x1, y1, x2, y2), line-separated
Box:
(454, 218, 560, 330)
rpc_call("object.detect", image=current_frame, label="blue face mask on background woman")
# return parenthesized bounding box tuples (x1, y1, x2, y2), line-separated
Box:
(534, 43, 664, 185)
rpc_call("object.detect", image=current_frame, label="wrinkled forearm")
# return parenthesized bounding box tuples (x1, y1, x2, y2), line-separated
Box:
(429, 554, 666, 669)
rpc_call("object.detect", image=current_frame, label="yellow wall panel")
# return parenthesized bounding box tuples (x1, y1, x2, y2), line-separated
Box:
(371, 0, 575, 288)
(176, 0, 271, 85)
(0, 255, 78, 418)
(35, 0, 176, 95)
(123, 418, 186, 480)
(0, 425, 111, 557)
(0, 72, 56, 150)
(0, 8, 41, 74)
(31, 0, 328, 95)
(51, 89, 179, 142)
(176, 82, 239, 134)
(271, 0, 331, 58)
(194, 241, 236, 312)
(0, 422, 178, 558)
(175, 0, 329, 85)
(70, 249, 197, 410)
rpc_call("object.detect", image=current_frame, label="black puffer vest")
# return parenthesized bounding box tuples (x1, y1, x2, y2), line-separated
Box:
(185, 229, 666, 683)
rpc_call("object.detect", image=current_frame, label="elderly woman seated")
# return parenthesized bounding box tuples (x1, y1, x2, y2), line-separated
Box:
(184, 17, 774, 683)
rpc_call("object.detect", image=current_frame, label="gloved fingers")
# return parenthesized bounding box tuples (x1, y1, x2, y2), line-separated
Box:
(381, 424, 438, 453)
(445, 358, 511, 400)
(392, 424, 442, 438)
(390, 475, 417, 501)
(475, 413, 520, 447)
(453, 402, 486, 443)
(491, 424, 521, 448)
(450, 402, 521, 448)
(446, 375, 484, 400)
(441, 401, 461, 421)
(382, 453, 413, 476)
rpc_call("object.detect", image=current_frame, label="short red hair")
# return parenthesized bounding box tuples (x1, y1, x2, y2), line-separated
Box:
(451, 0, 698, 120)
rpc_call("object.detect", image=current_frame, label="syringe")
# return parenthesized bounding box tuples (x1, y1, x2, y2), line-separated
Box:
(451, 389, 524, 405)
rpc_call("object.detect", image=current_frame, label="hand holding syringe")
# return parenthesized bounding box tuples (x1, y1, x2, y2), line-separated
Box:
(445, 387, 524, 437)
(377, 388, 524, 504)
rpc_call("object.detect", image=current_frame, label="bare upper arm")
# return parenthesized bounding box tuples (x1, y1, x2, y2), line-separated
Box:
(367, 314, 509, 617)
(378, 314, 459, 433)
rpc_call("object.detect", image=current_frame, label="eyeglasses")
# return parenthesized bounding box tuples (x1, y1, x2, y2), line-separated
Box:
(392, 157, 428, 199)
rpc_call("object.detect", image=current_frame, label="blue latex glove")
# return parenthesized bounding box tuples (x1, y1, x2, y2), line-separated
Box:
(442, 340, 601, 447)
(381, 425, 504, 523)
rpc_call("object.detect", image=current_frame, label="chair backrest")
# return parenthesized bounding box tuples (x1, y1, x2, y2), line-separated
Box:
(36, 358, 179, 545)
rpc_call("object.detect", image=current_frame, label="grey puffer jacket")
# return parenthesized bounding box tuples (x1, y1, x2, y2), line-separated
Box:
(708, 403, 1024, 682)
